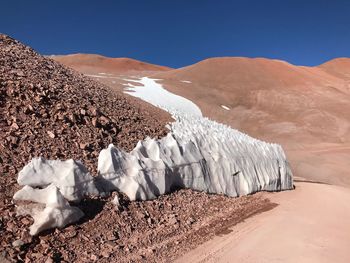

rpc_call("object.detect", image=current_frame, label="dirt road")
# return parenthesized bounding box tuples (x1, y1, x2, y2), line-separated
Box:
(176, 182, 350, 263)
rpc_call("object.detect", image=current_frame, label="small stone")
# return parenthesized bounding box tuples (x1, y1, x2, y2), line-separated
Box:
(12, 239, 24, 248)
(112, 195, 120, 210)
(92, 118, 98, 127)
(101, 250, 110, 258)
(47, 131, 55, 138)
(14, 70, 25, 77)
(79, 143, 88, 150)
(20, 230, 32, 243)
(168, 214, 178, 225)
(89, 107, 98, 116)
(90, 254, 98, 261)
(21, 218, 31, 225)
(105, 241, 116, 249)
(11, 122, 19, 130)
(186, 217, 195, 225)
(99, 116, 109, 124)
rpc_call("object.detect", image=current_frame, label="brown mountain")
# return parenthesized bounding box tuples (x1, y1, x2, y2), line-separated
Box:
(155, 57, 350, 186)
(319, 57, 350, 80)
(51, 53, 171, 75)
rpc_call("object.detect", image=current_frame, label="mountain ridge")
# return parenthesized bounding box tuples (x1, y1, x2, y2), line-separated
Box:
(51, 53, 172, 74)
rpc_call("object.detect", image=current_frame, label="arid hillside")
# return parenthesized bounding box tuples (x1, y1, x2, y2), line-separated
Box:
(52, 54, 171, 75)
(156, 57, 350, 143)
(56, 54, 350, 186)
(155, 57, 350, 186)
(319, 57, 350, 80)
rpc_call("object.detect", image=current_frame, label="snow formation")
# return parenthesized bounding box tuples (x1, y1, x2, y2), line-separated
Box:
(97, 113, 293, 200)
(14, 158, 97, 235)
(123, 77, 202, 117)
(14, 184, 84, 235)
(221, 105, 230, 110)
(17, 157, 98, 202)
(13, 77, 293, 235)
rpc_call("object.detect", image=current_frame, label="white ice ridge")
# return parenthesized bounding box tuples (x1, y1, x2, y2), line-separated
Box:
(97, 112, 293, 200)
(123, 77, 202, 117)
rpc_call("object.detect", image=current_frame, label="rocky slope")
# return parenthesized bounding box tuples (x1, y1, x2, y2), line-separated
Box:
(0, 34, 170, 185)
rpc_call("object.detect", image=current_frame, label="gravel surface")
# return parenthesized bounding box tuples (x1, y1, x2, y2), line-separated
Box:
(1, 189, 274, 263)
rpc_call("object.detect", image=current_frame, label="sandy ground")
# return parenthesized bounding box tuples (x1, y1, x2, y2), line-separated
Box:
(175, 181, 350, 263)
(286, 143, 350, 187)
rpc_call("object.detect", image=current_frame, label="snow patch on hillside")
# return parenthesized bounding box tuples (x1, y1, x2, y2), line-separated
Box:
(123, 77, 202, 117)
(221, 105, 230, 110)
(86, 74, 120, 79)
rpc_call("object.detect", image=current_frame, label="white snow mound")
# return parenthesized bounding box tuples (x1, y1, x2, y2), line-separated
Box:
(123, 77, 202, 117)
(13, 184, 84, 235)
(17, 157, 98, 202)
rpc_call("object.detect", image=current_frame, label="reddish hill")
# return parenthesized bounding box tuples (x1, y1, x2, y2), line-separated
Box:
(318, 57, 350, 80)
(155, 57, 350, 186)
(52, 53, 171, 75)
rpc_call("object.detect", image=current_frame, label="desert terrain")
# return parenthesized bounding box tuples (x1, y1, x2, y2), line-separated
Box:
(52, 53, 171, 75)
(155, 57, 350, 187)
(1, 34, 349, 262)
(1, 35, 291, 262)
(53, 53, 350, 262)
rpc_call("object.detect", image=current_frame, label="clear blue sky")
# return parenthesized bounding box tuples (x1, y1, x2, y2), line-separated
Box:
(1, 0, 349, 68)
